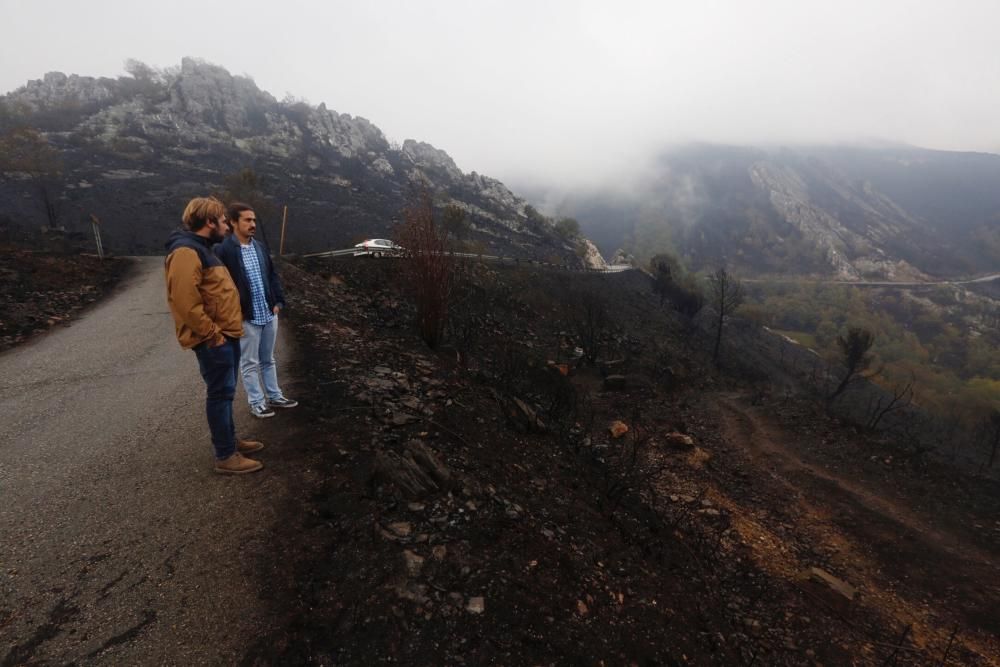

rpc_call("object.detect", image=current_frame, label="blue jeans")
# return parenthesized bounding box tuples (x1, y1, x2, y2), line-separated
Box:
(240, 316, 283, 408)
(194, 337, 240, 460)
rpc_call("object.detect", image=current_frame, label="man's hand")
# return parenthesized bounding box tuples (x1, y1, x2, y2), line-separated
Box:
(209, 334, 227, 348)
(273, 305, 281, 315)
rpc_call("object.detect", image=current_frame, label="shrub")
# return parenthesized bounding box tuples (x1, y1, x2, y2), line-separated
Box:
(441, 204, 470, 242)
(649, 253, 704, 316)
(555, 217, 581, 240)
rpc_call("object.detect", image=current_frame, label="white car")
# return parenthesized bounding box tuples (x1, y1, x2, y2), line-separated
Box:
(353, 238, 404, 257)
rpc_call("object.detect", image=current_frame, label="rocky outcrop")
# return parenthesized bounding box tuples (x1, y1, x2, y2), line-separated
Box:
(309, 103, 389, 160)
(170, 57, 277, 136)
(402, 140, 462, 180)
(467, 172, 525, 215)
(610, 248, 635, 266)
(750, 161, 862, 280)
(577, 238, 608, 270)
(11, 71, 119, 112)
(0, 58, 585, 262)
(747, 159, 942, 281)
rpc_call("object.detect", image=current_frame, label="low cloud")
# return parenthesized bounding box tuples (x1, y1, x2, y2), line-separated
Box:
(2, 0, 998, 190)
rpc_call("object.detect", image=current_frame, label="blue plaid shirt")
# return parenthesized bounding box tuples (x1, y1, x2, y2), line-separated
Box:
(240, 242, 274, 325)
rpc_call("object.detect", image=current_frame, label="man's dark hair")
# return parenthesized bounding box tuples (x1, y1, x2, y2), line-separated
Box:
(227, 202, 255, 222)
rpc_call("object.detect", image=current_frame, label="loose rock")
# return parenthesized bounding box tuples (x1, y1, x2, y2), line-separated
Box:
(609, 421, 629, 439)
(467, 597, 485, 614)
(402, 549, 425, 577)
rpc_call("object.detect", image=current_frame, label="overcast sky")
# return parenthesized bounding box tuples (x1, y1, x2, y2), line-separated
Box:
(2, 0, 998, 186)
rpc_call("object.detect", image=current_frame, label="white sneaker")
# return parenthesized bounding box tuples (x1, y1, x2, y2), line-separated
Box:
(250, 403, 276, 418)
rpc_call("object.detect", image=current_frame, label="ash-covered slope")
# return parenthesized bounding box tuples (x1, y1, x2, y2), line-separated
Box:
(548, 144, 1000, 279)
(0, 58, 582, 262)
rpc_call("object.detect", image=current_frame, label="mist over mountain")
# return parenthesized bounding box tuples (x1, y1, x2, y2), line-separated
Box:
(0, 58, 589, 264)
(529, 143, 1000, 279)
(3, 56, 998, 280)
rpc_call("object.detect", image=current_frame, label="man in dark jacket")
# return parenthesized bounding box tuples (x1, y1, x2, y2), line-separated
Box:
(165, 196, 264, 474)
(215, 202, 298, 418)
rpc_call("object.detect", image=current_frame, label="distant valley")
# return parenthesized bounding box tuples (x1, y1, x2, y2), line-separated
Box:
(519, 143, 1000, 420)
(532, 143, 1000, 280)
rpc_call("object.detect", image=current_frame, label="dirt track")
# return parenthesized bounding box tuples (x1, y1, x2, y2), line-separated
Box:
(711, 394, 1000, 665)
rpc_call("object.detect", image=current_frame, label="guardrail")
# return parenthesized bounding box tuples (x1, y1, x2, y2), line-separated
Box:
(297, 247, 634, 274)
(300, 248, 359, 259)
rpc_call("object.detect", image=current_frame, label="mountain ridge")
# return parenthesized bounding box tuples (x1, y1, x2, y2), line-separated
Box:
(0, 58, 598, 266)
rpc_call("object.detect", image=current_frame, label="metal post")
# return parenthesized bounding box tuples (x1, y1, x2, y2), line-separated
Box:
(90, 214, 104, 260)
(279, 205, 288, 256)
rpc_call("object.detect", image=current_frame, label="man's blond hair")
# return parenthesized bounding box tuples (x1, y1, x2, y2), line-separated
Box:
(182, 196, 225, 231)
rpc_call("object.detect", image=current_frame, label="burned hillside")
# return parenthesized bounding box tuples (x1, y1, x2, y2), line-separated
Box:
(246, 256, 1000, 666)
(0, 233, 131, 352)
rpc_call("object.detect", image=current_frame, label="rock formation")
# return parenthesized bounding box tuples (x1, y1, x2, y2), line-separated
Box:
(0, 58, 581, 262)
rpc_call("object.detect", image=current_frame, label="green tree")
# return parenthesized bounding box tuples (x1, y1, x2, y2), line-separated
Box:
(441, 204, 470, 242)
(121, 59, 170, 106)
(649, 252, 703, 316)
(523, 205, 549, 234)
(554, 217, 580, 240)
(0, 99, 31, 133)
(124, 58, 158, 82)
(649, 254, 674, 307)
(815, 319, 839, 348)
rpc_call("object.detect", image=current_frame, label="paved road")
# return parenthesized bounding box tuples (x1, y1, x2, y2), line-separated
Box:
(0, 257, 291, 665)
(743, 272, 1000, 287)
(300, 247, 634, 273)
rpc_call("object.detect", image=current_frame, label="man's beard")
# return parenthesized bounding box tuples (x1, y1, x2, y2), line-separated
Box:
(210, 226, 225, 243)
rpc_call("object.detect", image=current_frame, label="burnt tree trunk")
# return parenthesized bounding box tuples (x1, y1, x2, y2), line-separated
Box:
(713, 308, 724, 363)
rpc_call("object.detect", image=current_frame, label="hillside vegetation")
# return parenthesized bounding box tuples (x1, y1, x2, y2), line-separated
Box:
(745, 280, 1000, 425)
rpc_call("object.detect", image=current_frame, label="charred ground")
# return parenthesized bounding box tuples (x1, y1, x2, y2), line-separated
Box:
(0, 235, 131, 352)
(247, 256, 1000, 666)
(4, 228, 997, 665)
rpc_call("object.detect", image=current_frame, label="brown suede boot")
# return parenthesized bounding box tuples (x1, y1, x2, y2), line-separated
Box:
(237, 438, 265, 454)
(214, 452, 264, 475)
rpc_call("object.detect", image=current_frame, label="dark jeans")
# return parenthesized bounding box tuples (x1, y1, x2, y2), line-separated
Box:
(194, 337, 241, 460)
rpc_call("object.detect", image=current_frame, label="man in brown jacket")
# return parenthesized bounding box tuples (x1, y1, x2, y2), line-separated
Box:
(164, 196, 264, 474)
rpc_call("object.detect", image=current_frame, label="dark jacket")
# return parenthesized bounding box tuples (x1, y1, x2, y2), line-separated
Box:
(164, 230, 243, 349)
(214, 235, 287, 322)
